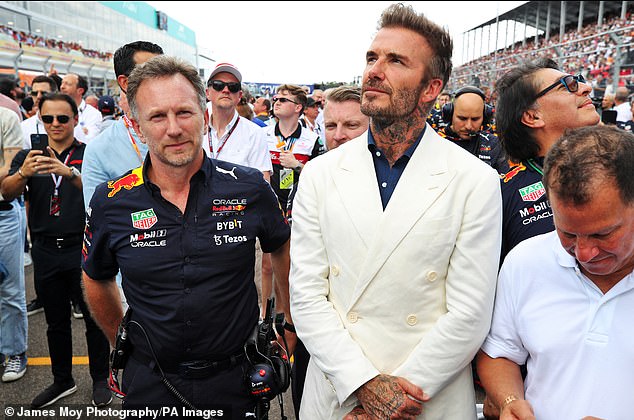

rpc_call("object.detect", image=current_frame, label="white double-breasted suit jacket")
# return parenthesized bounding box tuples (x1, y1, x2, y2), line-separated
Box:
(290, 125, 502, 419)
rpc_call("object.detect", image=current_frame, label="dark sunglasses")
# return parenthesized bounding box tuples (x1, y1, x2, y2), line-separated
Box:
(273, 97, 298, 105)
(30, 90, 49, 96)
(535, 74, 586, 99)
(41, 114, 72, 124)
(209, 80, 241, 93)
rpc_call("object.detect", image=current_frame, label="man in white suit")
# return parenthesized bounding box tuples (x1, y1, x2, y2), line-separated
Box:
(289, 4, 502, 419)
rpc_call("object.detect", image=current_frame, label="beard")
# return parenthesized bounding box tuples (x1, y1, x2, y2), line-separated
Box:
(147, 136, 203, 168)
(361, 82, 423, 125)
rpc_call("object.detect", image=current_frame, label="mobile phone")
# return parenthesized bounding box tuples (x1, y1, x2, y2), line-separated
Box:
(601, 110, 617, 125)
(30, 133, 49, 155)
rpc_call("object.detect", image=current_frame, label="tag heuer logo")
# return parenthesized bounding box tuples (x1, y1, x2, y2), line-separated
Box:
(519, 181, 546, 202)
(131, 209, 157, 229)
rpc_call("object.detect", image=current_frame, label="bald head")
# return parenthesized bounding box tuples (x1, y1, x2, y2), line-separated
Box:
(450, 92, 486, 140)
(615, 87, 629, 104)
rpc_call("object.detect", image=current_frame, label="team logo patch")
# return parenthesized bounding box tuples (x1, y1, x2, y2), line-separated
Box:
(519, 181, 546, 202)
(131, 208, 158, 229)
(501, 162, 526, 183)
(107, 167, 144, 197)
(216, 166, 238, 179)
(211, 198, 247, 216)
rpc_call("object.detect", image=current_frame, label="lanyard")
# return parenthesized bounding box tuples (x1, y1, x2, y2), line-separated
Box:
(122, 115, 143, 164)
(526, 158, 544, 175)
(51, 146, 76, 195)
(208, 117, 240, 159)
(276, 136, 297, 152)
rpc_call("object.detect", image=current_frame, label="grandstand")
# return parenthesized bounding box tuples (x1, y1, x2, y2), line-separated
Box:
(0, 1, 211, 95)
(449, 1, 634, 101)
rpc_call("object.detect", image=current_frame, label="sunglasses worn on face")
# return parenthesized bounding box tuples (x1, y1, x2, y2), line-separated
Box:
(209, 80, 241, 93)
(273, 97, 298, 105)
(41, 114, 72, 124)
(30, 90, 49, 96)
(535, 74, 586, 99)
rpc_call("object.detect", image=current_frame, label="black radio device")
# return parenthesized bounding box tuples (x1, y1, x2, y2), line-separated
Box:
(244, 297, 290, 419)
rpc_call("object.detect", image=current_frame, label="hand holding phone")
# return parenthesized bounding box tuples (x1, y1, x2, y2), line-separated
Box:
(30, 133, 49, 156)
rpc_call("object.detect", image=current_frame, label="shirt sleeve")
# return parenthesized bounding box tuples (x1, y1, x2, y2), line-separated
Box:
(1, 110, 23, 149)
(81, 140, 106, 210)
(249, 127, 273, 173)
(8, 149, 27, 175)
(82, 185, 119, 280)
(480, 258, 529, 365)
(256, 177, 290, 252)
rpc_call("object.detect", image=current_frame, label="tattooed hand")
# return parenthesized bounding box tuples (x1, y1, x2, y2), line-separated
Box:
(343, 405, 372, 420)
(354, 374, 429, 419)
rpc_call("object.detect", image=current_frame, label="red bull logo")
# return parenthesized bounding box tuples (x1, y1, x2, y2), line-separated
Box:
(501, 162, 526, 183)
(107, 168, 144, 198)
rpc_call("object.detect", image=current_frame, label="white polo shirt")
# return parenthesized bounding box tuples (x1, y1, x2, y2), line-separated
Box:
(21, 114, 45, 148)
(75, 99, 103, 143)
(482, 231, 634, 420)
(204, 110, 272, 174)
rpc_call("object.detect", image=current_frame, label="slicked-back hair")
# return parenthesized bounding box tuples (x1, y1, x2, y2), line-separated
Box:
(543, 125, 634, 206)
(127, 55, 206, 120)
(31, 75, 58, 92)
(114, 41, 164, 78)
(496, 58, 559, 163)
(276, 84, 307, 108)
(378, 3, 453, 88)
(76, 74, 88, 97)
(325, 86, 362, 104)
(39, 93, 78, 116)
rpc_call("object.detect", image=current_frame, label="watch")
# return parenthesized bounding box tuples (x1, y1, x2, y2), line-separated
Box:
(68, 166, 81, 179)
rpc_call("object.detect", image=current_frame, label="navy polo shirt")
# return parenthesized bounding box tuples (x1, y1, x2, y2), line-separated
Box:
(500, 157, 554, 263)
(367, 128, 424, 209)
(82, 154, 290, 362)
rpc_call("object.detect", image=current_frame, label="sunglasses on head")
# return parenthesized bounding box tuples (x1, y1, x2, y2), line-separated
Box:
(41, 114, 71, 124)
(535, 74, 586, 99)
(209, 80, 241, 93)
(273, 97, 298, 105)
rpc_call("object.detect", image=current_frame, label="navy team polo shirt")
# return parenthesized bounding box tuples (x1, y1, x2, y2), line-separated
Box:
(82, 154, 290, 363)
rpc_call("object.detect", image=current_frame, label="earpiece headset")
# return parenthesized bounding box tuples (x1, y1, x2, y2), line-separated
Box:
(441, 86, 493, 127)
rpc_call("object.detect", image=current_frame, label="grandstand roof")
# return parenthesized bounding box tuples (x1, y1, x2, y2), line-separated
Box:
(469, 1, 630, 34)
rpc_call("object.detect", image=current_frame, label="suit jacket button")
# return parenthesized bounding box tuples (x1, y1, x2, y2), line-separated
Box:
(331, 265, 340, 276)
(347, 312, 358, 323)
(426, 271, 438, 282)
(406, 315, 417, 326)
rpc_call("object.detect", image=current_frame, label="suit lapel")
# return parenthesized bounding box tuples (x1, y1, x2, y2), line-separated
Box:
(348, 128, 455, 306)
(331, 135, 383, 249)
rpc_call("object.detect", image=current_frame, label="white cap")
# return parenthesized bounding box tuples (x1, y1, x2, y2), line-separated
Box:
(208, 62, 242, 83)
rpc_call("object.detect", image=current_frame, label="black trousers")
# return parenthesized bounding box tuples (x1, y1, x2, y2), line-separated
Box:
(32, 241, 109, 385)
(291, 338, 310, 419)
(123, 356, 257, 419)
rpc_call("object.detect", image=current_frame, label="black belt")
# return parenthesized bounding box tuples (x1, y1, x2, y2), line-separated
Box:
(0, 201, 13, 211)
(131, 349, 246, 379)
(33, 234, 83, 249)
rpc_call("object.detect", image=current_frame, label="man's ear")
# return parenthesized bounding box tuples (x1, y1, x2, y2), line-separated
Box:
(131, 118, 146, 144)
(117, 75, 128, 93)
(521, 108, 545, 129)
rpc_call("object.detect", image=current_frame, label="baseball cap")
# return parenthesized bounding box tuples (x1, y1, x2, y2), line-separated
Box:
(208, 62, 242, 83)
(98, 95, 115, 115)
(306, 97, 319, 107)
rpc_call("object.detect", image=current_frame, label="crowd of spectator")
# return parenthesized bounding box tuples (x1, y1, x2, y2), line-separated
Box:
(0, 24, 112, 61)
(449, 14, 634, 100)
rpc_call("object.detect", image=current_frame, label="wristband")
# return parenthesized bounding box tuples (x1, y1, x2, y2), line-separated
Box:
(283, 322, 296, 333)
(18, 168, 27, 179)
